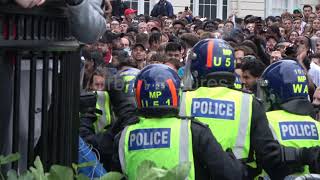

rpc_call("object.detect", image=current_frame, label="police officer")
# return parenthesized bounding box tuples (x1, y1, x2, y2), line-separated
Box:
(112, 64, 245, 179)
(179, 38, 319, 179)
(258, 60, 320, 175)
(107, 50, 140, 133)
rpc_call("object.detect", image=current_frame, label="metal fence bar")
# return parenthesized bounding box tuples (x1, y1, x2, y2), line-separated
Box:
(12, 53, 21, 170)
(70, 52, 80, 164)
(27, 54, 37, 167)
(50, 53, 59, 165)
(40, 52, 49, 167)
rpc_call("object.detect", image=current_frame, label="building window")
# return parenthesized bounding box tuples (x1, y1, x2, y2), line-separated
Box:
(144, 0, 150, 15)
(266, 0, 289, 16)
(200, 0, 217, 20)
(191, 0, 227, 20)
(222, 0, 227, 20)
(125, 0, 138, 11)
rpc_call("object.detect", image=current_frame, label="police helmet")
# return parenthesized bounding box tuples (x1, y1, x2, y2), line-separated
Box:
(134, 64, 181, 117)
(187, 39, 236, 88)
(259, 60, 309, 108)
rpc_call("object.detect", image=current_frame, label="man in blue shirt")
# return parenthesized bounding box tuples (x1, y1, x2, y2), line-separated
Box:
(151, 0, 174, 18)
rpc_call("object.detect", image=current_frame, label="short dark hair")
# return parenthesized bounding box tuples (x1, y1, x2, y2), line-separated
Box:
(224, 21, 234, 26)
(165, 42, 182, 52)
(180, 33, 199, 48)
(303, 4, 313, 10)
(316, 4, 320, 11)
(172, 20, 186, 27)
(149, 53, 166, 63)
(241, 59, 265, 77)
(149, 32, 162, 45)
(135, 33, 149, 45)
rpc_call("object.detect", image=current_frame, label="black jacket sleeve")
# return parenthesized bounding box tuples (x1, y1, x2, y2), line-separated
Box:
(79, 116, 115, 171)
(191, 120, 245, 180)
(250, 98, 295, 179)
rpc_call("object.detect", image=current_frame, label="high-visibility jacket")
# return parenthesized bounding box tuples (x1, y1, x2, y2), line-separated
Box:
(95, 91, 111, 133)
(267, 110, 320, 174)
(117, 68, 140, 96)
(179, 86, 253, 159)
(118, 117, 195, 180)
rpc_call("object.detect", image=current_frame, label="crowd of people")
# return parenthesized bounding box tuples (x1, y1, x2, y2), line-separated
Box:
(75, 1, 320, 179)
(4, 0, 320, 179)
(82, 2, 320, 108)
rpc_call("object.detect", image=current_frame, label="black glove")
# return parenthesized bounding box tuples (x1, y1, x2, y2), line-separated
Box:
(80, 92, 99, 119)
(261, 142, 282, 167)
(66, 0, 84, 5)
(301, 147, 320, 173)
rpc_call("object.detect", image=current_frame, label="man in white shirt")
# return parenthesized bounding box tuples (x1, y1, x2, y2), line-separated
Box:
(309, 53, 320, 87)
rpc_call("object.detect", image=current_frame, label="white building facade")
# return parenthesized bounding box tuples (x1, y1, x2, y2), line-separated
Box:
(125, 0, 319, 19)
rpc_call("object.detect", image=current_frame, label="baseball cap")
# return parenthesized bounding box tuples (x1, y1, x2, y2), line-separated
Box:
(293, 8, 302, 14)
(124, 8, 137, 16)
(133, 44, 146, 51)
(99, 31, 124, 43)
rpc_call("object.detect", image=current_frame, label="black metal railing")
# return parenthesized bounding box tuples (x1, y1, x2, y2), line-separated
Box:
(0, 3, 80, 172)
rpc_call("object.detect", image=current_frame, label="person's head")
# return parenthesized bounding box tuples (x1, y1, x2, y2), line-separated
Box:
(308, 12, 317, 24)
(313, 18, 320, 31)
(288, 30, 299, 43)
(270, 50, 283, 64)
(180, 33, 200, 49)
(311, 52, 320, 65)
(164, 18, 174, 27)
(110, 20, 120, 32)
(293, 17, 302, 31)
(164, 57, 182, 72)
(136, 33, 149, 50)
(172, 20, 186, 34)
(132, 44, 147, 61)
(303, 4, 313, 19)
(121, 37, 130, 49)
(120, 23, 129, 33)
(224, 21, 234, 32)
(234, 47, 245, 65)
(148, 32, 162, 51)
(313, 87, 320, 105)
(293, 8, 303, 19)
(165, 42, 182, 60)
(88, 69, 106, 91)
(124, 8, 137, 20)
(203, 21, 217, 32)
(187, 39, 235, 88)
(217, 23, 224, 31)
(126, 26, 138, 37)
(315, 30, 320, 37)
(138, 22, 148, 33)
(241, 58, 265, 92)
(266, 35, 278, 53)
(279, 26, 286, 37)
(316, 4, 320, 18)
(266, 16, 276, 27)
(134, 64, 181, 117)
(245, 23, 255, 34)
(115, 50, 137, 69)
(138, 15, 147, 23)
(148, 52, 166, 65)
(147, 21, 157, 32)
(283, 18, 293, 32)
(315, 39, 320, 53)
(259, 60, 309, 110)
